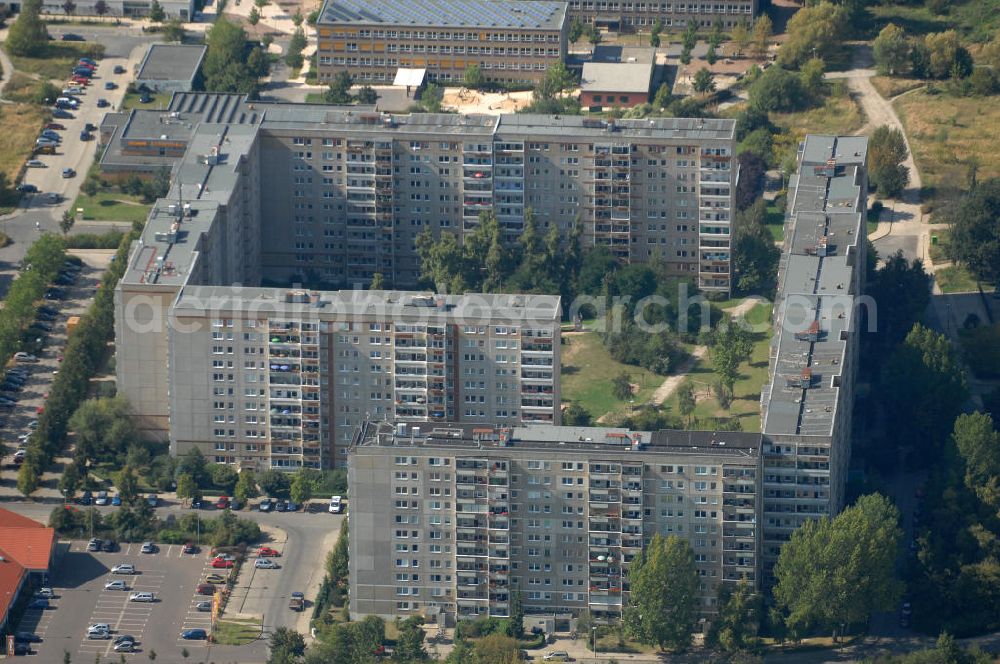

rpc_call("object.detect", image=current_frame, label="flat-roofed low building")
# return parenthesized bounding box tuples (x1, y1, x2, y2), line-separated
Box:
(565, 0, 759, 33)
(135, 44, 207, 94)
(315, 0, 569, 85)
(349, 422, 761, 624)
(580, 61, 655, 109)
(40, 0, 194, 19)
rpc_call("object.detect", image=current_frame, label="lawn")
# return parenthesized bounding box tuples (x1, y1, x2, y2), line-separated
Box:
(5, 42, 105, 82)
(3, 71, 48, 104)
(895, 90, 1000, 206)
(934, 265, 991, 294)
(71, 190, 152, 223)
(870, 76, 925, 100)
(928, 228, 950, 264)
(867, 207, 881, 237)
(959, 323, 1000, 379)
(660, 303, 773, 432)
(765, 202, 785, 243)
(121, 90, 173, 111)
(213, 617, 262, 645)
(771, 88, 866, 138)
(0, 102, 48, 197)
(867, 0, 1000, 42)
(560, 331, 665, 421)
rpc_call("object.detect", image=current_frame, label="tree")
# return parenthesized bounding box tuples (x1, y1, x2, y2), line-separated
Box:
(778, 2, 847, 69)
(735, 150, 766, 210)
(747, 65, 805, 113)
(394, 616, 428, 661)
(148, 0, 165, 21)
(587, 25, 602, 46)
(269, 627, 306, 659)
(326, 520, 349, 581)
(568, 18, 585, 44)
(508, 586, 524, 638)
(711, 319, 754, 395)
(953, 412, 1000, 507)
(162, 19, 185, 43)
(534, 62, 575, 100)
(60, 210, 75, 236)
(176, 448, 209, 487)
(612, 371, 633, 401)
(799, 56, 825, 98)
(18, 460, 40, 497)
(62, 0, 76, 15)
(115, 466, 140, 505)
(210, 464, 238, 494)
(418, 82, 444, 112)
(706, 579, 762, 653)
(369, 272, 385, 290)
(473, 634, 521, 664)
(463, 64, 485, 90)
(706, 44, 717, 65)
(292, 8, 303, 26)
(59, 460, 81, 500)
(258, 469, 291, 498)
(678, 383, 696, 428)
(6, 0, 50, 57)
(679, 46, 692, 66)
(290, 470, 313, 504)
(69, 396, 139, 464)
(873, 23, 909, 76)
(693, 67, 716, 94)
(949, 179, 1000, 281)
(868, 125, 910, 198)
(624, 534, 699, 651)
(924, 30, 973, 79)
(653, 82, 673, 109)
(94, 0, 108, 16)
(202, 19, 260, 94)
(247, 7, 260, 25)
(286, 27, 307, 69)
(325, 71, 354, 104)
(356, 85, 378, 105)
(774, 494, 902, 639)
(234, 469, 259, 502)
(731, 21, 751, 58)
(751, 14, 772, 60)
(176, 473, 199, 503)
(563, 402, 593, 426)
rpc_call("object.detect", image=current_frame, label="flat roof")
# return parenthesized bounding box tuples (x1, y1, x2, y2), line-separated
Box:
(590, 45, 656, 64)
(136, 44, 206, 82)
(171, 286, 562, 322)
(393, 68, 426, 87)
(355, 422, 761, 458)
(581, 62, 654, 94)
(318, 0, 568, 30)
(497, 115, 734, 141)
(762, 135, 867, 438)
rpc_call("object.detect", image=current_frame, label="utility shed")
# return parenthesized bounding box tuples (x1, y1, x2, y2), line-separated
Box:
(580, 61, 654, 109)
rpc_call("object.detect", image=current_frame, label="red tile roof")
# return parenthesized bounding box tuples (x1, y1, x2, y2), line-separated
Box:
(0, 551, 26, 627)
(0, 508, 54, 572)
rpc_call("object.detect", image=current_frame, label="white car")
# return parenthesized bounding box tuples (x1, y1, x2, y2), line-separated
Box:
(254, 558, 279, 569)
(14, 352, 38, 363)
(329, 495, 344, 513)
(111, 563, 135, 575)
(36, 587, 54, 599)
(89, 623, 111, 633)
(129, 592, 155, 602)
(104, 580, 128, 591)
(26, 159, 45, 168)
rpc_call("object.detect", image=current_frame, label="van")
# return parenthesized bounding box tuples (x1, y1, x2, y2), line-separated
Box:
(129, 592, 155, 603)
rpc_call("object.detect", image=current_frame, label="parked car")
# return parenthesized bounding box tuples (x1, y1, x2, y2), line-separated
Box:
(258, 546, 280, 557)
(129, 592, 155, 603)
(195, 601, 212, 612)
(543, 652, 572, 662)
(77, 490, 93, 505)
(215, 496, 230, 509)
(113, 635, 136, 646)
(61, 33, 85, 41)
(15, 184, 38, 194)
(211, 557, 234, 569)
(14, 352, 38, 363)
(27, 598, 48, 610)
(274, 500, 287, 513)
(35, 588, 54, 599)
(289, 591, 304, 611)
(12, 643, 32, 655)
(113, 65, 126, 74)
(105, 81, 117, 90)
(85, 122, 97, 132)
(62, 167, 76, 178)
(104, 580, 129, 591)
(146, 494, 160, 507)
(113, 641, 135, 653)
(40, 130, 61, 141)
(195, 584, 215, 596)
(102, 539, 117, 552)
(26, 159, 45, 168)
(140, 542, 157, 554)
(230, 499, 244, 511)
(87, 537, 102, 552)
(97, 98, 109, 108)
(254, 558, 279, 569)
(181, 629, 207, 640)
(182, 542, 198, 554)
(61, 87, 83, 95)
(111, 563, 136, 575)
(79, 57, 96, 65)
(329, 495, 344, 513)
(80, 130, 92, 141)
(111, 494, 122, 506)
(94, 491, 109, 506)
(258, 498, 274, 512)
(45, 123, 65, 130)
(205, 574, 226, 584)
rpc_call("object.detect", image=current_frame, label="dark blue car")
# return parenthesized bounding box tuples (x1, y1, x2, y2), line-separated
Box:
(27, 598, 48, 610)
(181, 629, 206, 640)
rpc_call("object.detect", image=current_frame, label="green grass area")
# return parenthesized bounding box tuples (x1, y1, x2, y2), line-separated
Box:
(3, 71, 48, 104)
(304, 92, 326, 104)
(866, 4, 952, 37)
(868, 0, 1000, 42)
(867, 207, 881, 236)
(928, 228, 950, 264)
(870, 76, 925, 100)
(561, 331, 665, 421)
(120, 90, 172, 111)
(5, 42, 105, 82)
(895, 90, 1000, 207)
(959, 322, 1000, 379)
(765, 203, 785, 243)
(661, 303, 773, 432)
(213, 617, 261, 645)
(771, 88, 866, 138)
(71, 190, 152, 223)
(0, 102, 47, 190)
(934, 265, 986, 294)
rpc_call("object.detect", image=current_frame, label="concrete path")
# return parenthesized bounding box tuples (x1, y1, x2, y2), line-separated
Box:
(649, 345, 707, 406)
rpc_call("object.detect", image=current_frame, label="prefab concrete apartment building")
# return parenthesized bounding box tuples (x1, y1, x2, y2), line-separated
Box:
(566, 0, 759, 32)
(348, 422, 761, 624)
(315, 0, 569, 85)
(40, 0, 194, 19)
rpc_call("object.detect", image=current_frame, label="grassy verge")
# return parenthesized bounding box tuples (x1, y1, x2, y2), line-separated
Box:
(765, 203, 785, 242)
(895, 90, 1000, 207)
(870, 76, 924, 99)
(0, 102, 48, 183)
(867, 207, 881, 236)
(561, 331, 664, 421)
(771, 88, 865, 137)
(4, 71, 48, 104)
(661, 303, 773, 432)
(213, 617, 262, 645)
(71, 190, 152, 223)
(121, 90, 172, 111)
(928, 228, 950, 264)
(5, 42, 105, 81)
(934, 265, 991, 294)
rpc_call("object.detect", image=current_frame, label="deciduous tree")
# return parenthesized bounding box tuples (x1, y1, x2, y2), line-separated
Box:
(148, 0, 165, 21)
(6, 0, 50, 57)
(624, 534, 699, 651)
(947, 178, 1000, 284)
(693, 67, 716, 93)
(778, 2, 847, 69)
(751, 14, 772, 60)
(706, 578, 762, 653)
(868, 125, 910, 197)
(234, 469, 259, 502)
(873, 23, 909, 76)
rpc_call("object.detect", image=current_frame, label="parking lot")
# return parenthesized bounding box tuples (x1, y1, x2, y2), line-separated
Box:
(14, 541, 267, 661)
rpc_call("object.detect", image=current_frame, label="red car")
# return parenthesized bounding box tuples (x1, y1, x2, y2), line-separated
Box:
(215, 496, 230, 509)
(45, 123, 65, 131)
(196, 584, 215, 595)
(211, 558, 234, 569)
(258, 547, 280, 558)
(70, 76, 90, 85)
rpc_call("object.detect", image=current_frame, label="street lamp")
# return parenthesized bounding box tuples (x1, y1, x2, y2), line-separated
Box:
(592, 625, 598, 658)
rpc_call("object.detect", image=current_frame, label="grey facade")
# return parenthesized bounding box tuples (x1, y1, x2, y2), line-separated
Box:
(40, 0, 194, 19)
(565, 0, 759, 32)
(759, 135, 868, 582)
(348, 422, 761, 624)
(101, 93, 736, 292)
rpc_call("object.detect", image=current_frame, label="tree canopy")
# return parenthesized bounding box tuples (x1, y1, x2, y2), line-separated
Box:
(947, 178, 1000, 284)
(778, 1, 847, 69)
(868, 125, 910, 198)
(6, 0, 50, 57)
(201, 19, 266, 95)
(624, 534, 699, 651)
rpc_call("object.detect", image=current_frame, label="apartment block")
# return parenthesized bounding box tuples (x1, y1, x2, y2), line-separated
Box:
(348, 422, 761, 624)
(315, 0, 569, 85)
(40, 0, 194, 19)
(759, 135, 868, 582)
(101, 93, 736, 292)
(565, 0, 759, 32)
